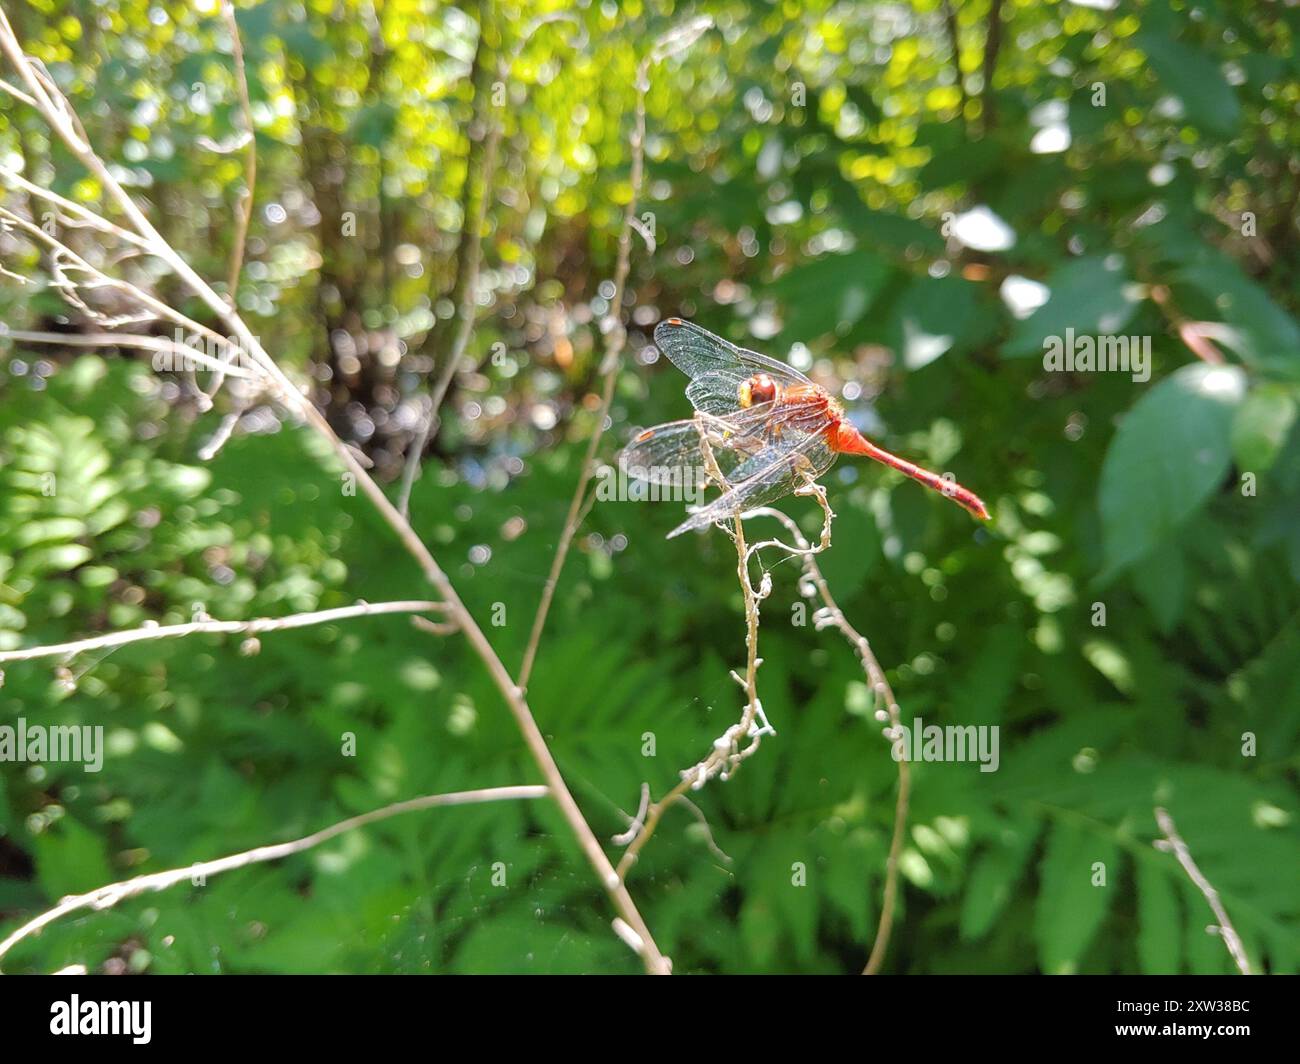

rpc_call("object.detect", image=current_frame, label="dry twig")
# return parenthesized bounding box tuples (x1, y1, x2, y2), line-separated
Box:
(0, 600, 450, 665)
(1154, 806, 1252, 975)
(0, 786, 548, 969)
(518, 17, 714, 690)
(616, 435, 829, 881)
(0, 5, 669, 973)
(220, 0, 256, 304)
(747, 506, 910, 975)
(396, 11, 581, 518)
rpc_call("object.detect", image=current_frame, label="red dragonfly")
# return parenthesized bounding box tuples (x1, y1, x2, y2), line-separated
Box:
(621, 318, 990, 537)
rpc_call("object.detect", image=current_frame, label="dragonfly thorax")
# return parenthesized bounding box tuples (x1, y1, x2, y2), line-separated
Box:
(738, 372, 780, 408)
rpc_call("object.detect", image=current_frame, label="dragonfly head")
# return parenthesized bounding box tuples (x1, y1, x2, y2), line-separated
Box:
(738, 372, 778, 408)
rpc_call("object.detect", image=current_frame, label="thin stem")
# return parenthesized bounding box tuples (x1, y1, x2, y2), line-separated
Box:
(981, 0, 1004, 134)
(617, 779, 691, 880)
(0, 165, 149, 248)
(397, 8, 579, 516)
(0, 600, 449, 664)
(616, 508, 766, 880)
(1154, 806, 1252, 975)
(0, 206, 254, 370)
(1148, 282, 1226, 365)
(0, 73, 35, 105)
(220, 0, 256, 303)
(745, 506, 909, 975)
(396, 123, 501, 517)
(1, 329, 260, 380)
(517, 56, 649, 690)
(617, 437, 782, 881)
(940, 0, 968, 122)
(0, 785, 548, 969)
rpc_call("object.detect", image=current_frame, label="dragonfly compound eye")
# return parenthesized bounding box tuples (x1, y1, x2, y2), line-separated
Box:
(743, 373, 777, 406)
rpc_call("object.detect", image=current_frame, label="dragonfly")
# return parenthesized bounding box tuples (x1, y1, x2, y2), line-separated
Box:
(620, 318, 990, 538)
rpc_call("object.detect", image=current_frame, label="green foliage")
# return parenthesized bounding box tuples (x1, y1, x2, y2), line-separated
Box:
(1099, 364, 1246, 576)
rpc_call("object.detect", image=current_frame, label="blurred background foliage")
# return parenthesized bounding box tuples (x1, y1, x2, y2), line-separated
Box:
(0, 0, 1298, 974)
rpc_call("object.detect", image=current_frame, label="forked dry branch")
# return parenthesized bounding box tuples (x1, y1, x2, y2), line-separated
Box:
(0, 3, 670, 974)
(615, 435, 831, 877)
(748, 506, 910, 975)
(612, 430, 910, 972)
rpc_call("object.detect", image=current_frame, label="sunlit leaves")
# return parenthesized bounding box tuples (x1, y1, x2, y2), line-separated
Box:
(1035, 820, 1118, 974)
(1098, 364, 1246, 575)
(1136, 32, 1241, 137)
(1005, 256, 1141, 359)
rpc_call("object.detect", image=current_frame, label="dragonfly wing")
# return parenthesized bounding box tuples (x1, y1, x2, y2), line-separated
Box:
(619, 420, 712, 487)
(619, 405, 778, 486)
(727, 428, 836, 485)
(667, 431, 837, 538)
(685, 369, 750, 415)
(655, 319, 813, 391)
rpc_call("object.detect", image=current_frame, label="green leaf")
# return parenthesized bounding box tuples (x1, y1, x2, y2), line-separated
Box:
(918, 137, 1006, 189)
(1035, 820, 1119, 974)
(1004, 256, 1141, 359)
(1136, 858, 1183, 974)
(31, 817, 115, 898)
(960, 818, 1040, 940)
(1231, 388, 1297, 473)
(1130, 541, 1186, 633)
(13, 517, 86, 549)
(1099, 364, 1247, 574)
(851, 209, 945, 258)
(768, 251, 891, 340)
(23, 543, 94, 574)
(1137, 33, 1241, 136)
(887, 275, 995, 371)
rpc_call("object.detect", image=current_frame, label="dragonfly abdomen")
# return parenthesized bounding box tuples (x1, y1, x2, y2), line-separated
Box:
(829, 421, 991, 520)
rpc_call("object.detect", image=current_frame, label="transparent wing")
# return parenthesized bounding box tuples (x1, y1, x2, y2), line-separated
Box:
(654, 319, 813, 406)
(685, 370, 754, 416)
(667, 430, 837, 538)
(619, 403, 778, 486)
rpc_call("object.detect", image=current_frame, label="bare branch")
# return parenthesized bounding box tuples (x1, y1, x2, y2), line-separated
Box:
(1154, 806, 1252, 975)
(743, 505, 909, 975)
(0, 165, 149, 249)
(517, 55, 651, 689)
(396, 123, 501, 516)
(0, 72, 36, 105)
(0, 600, 449, 665)
(0, 206, 266, 386)
(617, 432, 782, 881)
(0, 4, 670, 973)
(1, 328, 262, 381)
(220, 0, 256, 304)
(519, 19, 715, 687)
(0, 785, 549, 969)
